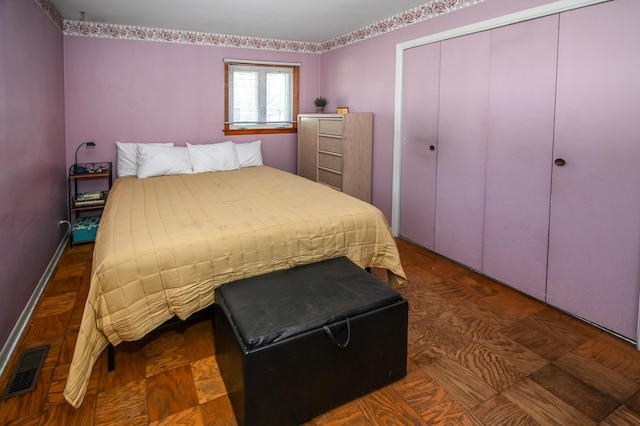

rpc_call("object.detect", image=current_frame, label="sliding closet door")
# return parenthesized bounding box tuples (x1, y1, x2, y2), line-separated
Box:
(548, 0, 640, 339)
(482, 16, 558, 300)
(434, 31, 490, 271)
(399, 43, 440, 250)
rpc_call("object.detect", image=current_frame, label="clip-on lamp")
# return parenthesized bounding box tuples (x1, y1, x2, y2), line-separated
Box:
(74, 141, 96, 173)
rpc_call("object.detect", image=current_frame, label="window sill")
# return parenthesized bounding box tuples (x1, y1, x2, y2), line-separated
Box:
(224, 127, 297, 136)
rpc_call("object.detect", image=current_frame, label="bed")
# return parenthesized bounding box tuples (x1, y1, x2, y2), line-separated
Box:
(63, 165, 406, 407)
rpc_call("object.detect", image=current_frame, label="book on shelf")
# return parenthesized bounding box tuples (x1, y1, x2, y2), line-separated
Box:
(76, 191, 104, 201)
(74, 198, 106, 207)
(73, 191, 107, 207)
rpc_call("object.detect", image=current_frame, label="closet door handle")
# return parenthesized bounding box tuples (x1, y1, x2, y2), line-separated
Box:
(554, 158, 566, 167)
(429, 145, 435, 151)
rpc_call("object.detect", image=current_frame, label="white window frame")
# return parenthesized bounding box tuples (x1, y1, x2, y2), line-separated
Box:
(224, 59, 300, 135)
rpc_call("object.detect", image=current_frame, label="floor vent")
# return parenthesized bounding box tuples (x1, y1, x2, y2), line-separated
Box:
(2, 345, 48, 399)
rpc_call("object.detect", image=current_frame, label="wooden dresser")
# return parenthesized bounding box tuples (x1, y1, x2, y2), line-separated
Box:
(297, 113, 373, 202)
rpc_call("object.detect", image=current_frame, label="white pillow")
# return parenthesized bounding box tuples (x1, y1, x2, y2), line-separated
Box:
(187, 141, 240, 173)
(235, 140, 263, 167)
(116, 141, 174, 178)
(136, 144, 192, 179)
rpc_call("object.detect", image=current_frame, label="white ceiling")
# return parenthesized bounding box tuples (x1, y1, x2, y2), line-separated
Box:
(50, 0, 432, 43)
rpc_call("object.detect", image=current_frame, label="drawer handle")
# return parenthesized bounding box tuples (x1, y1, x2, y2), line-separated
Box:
(429, 145, 435, 151)
(554, 158, 566, 167)
(323, 318, 351, 348)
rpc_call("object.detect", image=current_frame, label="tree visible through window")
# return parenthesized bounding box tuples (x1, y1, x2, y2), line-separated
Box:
(225, 60, 299, 135)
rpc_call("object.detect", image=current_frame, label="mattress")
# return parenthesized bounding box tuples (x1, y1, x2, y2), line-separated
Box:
(63, 166, 406, 407)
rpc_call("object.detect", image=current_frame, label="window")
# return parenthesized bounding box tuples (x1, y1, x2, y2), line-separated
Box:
(224, 60, 300, 135)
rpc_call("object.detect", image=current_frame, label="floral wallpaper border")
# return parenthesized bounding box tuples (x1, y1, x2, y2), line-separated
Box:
(322, 0, 483, 52)
(38, 0, 484, 53)
(62, 21, 326, 53)
(34, 0, 64, 31)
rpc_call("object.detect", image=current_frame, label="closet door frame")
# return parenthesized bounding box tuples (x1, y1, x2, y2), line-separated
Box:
(390, 0, 622, 322)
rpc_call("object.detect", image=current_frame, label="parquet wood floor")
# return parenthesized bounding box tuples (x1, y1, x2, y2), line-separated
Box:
(2, 239, 640, 425)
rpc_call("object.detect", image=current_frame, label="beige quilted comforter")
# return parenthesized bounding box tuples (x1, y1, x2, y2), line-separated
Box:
(63, 166, 406, 407)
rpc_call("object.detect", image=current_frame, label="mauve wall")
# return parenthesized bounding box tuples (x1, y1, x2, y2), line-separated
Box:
(64, 37, 321, 175)
(62, 0, 561, 220)
(319, 0, 559, 218)
(0, 1, 66, 349)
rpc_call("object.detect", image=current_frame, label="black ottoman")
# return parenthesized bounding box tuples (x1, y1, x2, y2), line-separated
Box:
(213, 256, 408, 426)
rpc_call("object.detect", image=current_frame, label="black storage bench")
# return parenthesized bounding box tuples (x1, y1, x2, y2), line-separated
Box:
(214, 256, 408, 426)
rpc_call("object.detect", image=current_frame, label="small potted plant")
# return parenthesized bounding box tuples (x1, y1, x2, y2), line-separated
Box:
(314, 96, 327, 113)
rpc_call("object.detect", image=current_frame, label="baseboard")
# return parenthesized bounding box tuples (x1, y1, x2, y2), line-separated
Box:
(0, 233, 69, 377)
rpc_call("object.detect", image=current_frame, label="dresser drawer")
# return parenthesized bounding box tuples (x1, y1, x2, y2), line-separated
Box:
(318, 152, 342, 172)
(318, 168, 342, 189)
(318, 119, 343, 136)
(318, 136, 343, 154)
